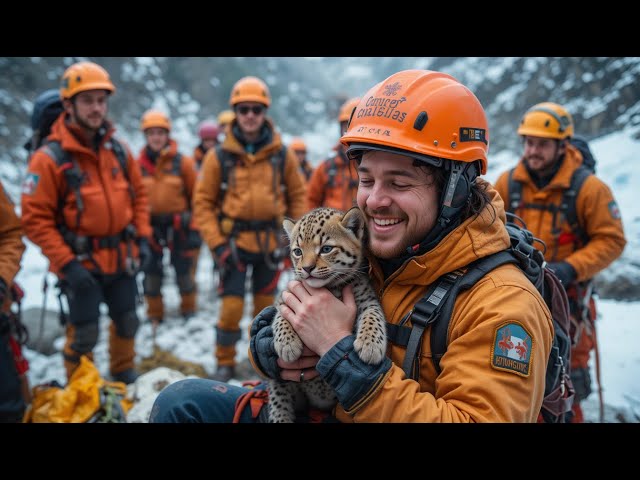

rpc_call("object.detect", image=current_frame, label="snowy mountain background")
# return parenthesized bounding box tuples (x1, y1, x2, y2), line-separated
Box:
(2, 57, 639, 422)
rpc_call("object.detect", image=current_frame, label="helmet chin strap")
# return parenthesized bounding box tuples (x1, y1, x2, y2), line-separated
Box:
(405, 160, 479, 255)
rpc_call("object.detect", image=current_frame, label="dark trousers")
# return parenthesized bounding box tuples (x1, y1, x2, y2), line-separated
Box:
(0, 332, 25, 423)
(149, 379, 265, 423)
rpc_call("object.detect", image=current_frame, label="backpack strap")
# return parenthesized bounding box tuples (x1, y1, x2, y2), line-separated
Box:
(562, 165, 591, 247)
(506, 168, 521, 214)
(387, 250, 520, 381)
(430, 251, 519, 374)
(110, 137, 135, 203)
(43, 140, 84, 228)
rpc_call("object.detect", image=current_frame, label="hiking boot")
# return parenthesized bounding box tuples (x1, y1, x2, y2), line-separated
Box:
(112, 368, 139, 385)
(209, 365, 235, 383)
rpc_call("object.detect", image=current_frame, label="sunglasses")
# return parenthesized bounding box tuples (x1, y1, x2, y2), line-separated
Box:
(237, 105, 265, 116)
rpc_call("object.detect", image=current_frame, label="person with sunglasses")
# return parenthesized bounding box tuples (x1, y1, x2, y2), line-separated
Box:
(192, 76, 306, 382)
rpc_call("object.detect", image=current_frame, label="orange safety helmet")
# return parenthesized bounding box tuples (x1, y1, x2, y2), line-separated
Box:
(217, 110, 236, 126)
(338, 97, 361, 123)
(341, 69, 489, 174)
(140, 110, 171, 132)
(517, 102, 574, 140)
(229, 76, 271, 107)
(60, 61, 116, 100)
(289, 137, 307, 153)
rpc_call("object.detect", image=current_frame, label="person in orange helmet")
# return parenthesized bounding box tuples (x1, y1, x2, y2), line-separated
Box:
(150, 69, 553, 423)
(138, 110, 201, 325)
(306, 97, 360, 212)
(289, 137, 313, 183)
(21, 61, 152, 385)
(190, 75, 306, 382)
(193, 121, 220, 170)
(494, 102, 626, 423)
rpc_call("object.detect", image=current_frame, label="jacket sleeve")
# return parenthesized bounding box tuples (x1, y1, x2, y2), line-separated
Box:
(326, 268, 553, 423)
(193, 148, 225, 250)
(0, 183, 25, 287)
(306, 161, 327, 211)
(493, 170, 510, 208)
(565, 175, 626, 281)
(125, 146, 152, 239)
(20, 150, 76, 272)
(283, 148, 306, 221)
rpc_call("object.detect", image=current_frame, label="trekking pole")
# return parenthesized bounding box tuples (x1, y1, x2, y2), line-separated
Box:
(35, 273, 49, 353)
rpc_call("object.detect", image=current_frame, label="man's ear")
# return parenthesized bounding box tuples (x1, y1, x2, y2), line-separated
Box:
(282, 217, 295, 240)
(341, 206, 365, 241)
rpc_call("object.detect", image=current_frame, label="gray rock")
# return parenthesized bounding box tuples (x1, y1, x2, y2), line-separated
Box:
(20, 307, 65, 355)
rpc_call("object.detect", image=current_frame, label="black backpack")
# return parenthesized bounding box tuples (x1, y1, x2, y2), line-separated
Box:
(506, 135, 597, 253)
(24, 89, 64, 155)
(387, 215, 575, 423)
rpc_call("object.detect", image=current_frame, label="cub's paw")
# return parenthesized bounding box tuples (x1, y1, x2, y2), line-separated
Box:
(354, 335, 385, 365)
(274, 334, 304, 363)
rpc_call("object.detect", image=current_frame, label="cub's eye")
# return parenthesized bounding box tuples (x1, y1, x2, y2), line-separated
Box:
(320, 245, 333, 254)
(292, 248, 303, 257)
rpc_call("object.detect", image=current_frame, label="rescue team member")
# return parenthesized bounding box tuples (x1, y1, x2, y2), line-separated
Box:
(306, 97, 360, 211)
(494, 102, 626, 422)
(194, 120, 220, 170)
(192, 75, 306, 382)
(137, 110, 201, 324)
(21, 61, 152, 385)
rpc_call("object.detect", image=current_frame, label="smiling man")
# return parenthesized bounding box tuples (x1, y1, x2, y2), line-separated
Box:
(150, 69, 553, 424)
(21, 61, 151, 385)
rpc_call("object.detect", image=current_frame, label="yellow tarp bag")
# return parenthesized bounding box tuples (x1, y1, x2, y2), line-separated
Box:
(23, 356, 133, 423)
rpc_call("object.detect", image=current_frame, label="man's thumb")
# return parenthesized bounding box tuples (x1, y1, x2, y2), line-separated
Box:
(342, 284, 356, 308)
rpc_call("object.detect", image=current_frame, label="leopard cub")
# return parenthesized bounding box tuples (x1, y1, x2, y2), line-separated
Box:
(269, 206, 387, 423)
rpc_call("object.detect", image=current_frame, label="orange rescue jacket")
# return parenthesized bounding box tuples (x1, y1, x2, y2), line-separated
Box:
(494, 144, 626, 281)
(193, 119, 306, 254)
(0, 182, 25, 308)
(21, 114, 152, 275)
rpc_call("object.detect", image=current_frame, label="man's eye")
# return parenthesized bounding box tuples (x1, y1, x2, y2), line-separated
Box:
(320, 245, 333, 254)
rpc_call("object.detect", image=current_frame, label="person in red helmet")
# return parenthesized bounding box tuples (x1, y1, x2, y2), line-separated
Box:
(194, 121, 220, 170)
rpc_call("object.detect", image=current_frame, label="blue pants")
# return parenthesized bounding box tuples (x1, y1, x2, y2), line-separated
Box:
(149, 379, 266, 423)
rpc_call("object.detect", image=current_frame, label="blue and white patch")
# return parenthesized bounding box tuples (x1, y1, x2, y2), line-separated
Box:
(608, 200, 621, 220)
(491, 322, 533, 377)
(21, 173, 40, 195)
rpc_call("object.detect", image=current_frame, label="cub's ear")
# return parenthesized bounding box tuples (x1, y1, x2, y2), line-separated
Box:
(282, 217, 296, 240)
(341, 207, 365, 241)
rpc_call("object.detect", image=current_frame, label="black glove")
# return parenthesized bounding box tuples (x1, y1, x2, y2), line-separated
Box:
(0, 277, 7, 305)
(249, 306, 281, 380)
(62, 260, 97, 291)
(185, 229, 202, 250)
(548, 261, 577, 286)
(138, 238, 154, 273)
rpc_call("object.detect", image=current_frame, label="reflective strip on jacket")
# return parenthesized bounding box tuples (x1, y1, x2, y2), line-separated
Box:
(20, 114, 152, 275)
(193, 119, 306, 254)
(494, 144, 626, 281)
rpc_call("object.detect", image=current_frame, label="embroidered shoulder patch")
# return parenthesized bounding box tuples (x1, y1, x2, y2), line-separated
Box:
(21, 173, 40, 196)
(608, 200, 621, 220)
(491, 322, 533, 377)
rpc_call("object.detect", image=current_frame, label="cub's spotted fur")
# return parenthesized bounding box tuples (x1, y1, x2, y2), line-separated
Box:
(269, 207, 387, 423)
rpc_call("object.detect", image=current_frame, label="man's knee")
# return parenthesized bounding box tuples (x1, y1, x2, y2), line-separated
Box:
(176, 274, 195, 294)
(112, 309, 140, 338)
(71, 322, 100, 353)
(143, 274, 162, 296)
